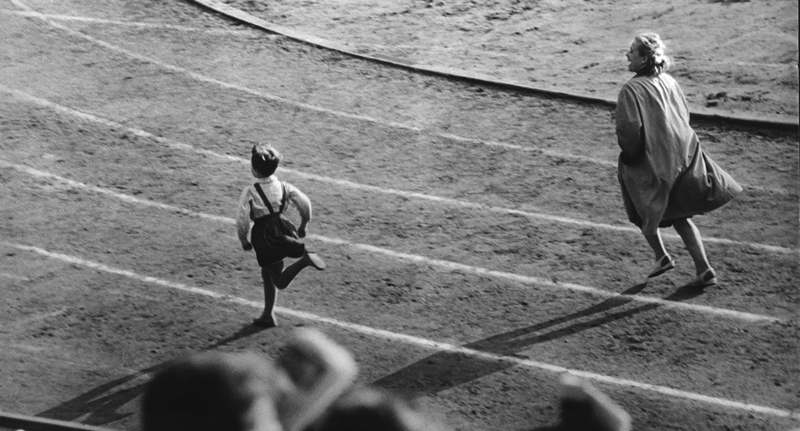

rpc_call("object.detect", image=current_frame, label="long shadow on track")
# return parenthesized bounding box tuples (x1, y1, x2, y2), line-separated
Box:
(31, 284, 708, 425)
(374, 282, 706, 396)
(35, 323, 271, 426)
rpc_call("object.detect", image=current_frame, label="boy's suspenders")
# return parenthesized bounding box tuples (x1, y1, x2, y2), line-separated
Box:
(253, 182, 288, 216)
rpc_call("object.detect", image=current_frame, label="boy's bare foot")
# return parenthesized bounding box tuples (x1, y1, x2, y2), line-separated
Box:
(305, 252, 326, 270)
(253, 316, 277, 328)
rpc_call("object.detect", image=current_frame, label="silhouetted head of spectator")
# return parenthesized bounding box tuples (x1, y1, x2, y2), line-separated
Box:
(251, 144, 282, 178)
(308, 386, 450, 431)
(554, 374, 631, 431)
(141, 351, 285, 431)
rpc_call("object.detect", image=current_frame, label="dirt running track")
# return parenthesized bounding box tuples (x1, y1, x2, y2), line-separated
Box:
(1, 1, 798, 431)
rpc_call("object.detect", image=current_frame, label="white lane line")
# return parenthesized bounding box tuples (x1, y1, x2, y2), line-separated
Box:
(7, 0, 784, 195)
(2, 86, 794, 255)
(1, 240, 796, 420)
(1, 309, 69, 334)
(0, 272, 29, 281)
(1, 88, 793, 257)
(0, 159, 783, 324)
(0, 9, 248, 34)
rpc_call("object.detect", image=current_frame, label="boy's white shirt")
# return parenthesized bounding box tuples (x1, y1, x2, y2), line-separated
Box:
(236, 175, 311, 244)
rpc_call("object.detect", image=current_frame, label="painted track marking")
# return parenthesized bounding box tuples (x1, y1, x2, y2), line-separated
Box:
(0, 159, 784, 324)
(0, 271, 29, 281)
(2, 86, 795, 256)
(1, 240, 797, 420)
(0, 9, 249, 34)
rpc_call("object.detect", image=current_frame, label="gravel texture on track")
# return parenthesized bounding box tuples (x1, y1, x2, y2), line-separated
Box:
(1, 1, 798, 431)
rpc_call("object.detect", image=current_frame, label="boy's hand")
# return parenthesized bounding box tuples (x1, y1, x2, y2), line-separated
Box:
(242, 241, 253, 251)
(298, 223, 307, 238)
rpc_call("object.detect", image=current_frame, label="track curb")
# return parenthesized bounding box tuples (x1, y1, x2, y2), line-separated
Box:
(192, 0, 798, 131)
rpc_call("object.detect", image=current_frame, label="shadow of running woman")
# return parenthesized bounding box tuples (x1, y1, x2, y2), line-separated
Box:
(373, 281, 703, 397)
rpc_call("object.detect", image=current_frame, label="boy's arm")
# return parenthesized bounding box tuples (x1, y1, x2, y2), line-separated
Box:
(236, 187, 253, 250)
(286, 183, 312, 237)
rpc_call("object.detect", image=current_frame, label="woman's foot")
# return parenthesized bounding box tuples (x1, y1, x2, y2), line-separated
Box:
(648, 254, 675, 278)
(304, 251, 326, 270)
(688, 268, 717, 288)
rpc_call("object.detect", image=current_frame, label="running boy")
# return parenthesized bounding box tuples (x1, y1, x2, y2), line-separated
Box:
(236, 144, 326, 328)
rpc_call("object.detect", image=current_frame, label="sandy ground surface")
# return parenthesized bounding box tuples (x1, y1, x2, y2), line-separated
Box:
(1, 1, 798, 431)
(222, 0, 799, 121)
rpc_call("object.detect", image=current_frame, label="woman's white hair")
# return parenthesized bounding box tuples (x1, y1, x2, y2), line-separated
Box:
(634, 33, 671, 75)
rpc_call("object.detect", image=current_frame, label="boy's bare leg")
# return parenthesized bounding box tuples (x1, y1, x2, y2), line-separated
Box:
(275, 252, 326, 290)
(254, 262, 283, 327)
(254, 252, 326, 327)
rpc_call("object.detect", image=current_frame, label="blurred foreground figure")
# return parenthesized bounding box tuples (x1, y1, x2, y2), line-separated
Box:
(307, 386, 451, 431)
(531, 374, 632, 431)
(141, 351, 286, 431)
(141, 329, 357, 431)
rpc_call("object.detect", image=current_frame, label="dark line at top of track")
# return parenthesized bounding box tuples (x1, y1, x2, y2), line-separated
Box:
(191, 0, 799, 132)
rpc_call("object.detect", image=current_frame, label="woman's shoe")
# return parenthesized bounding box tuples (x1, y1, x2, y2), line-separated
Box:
(688, 268, 717, 288)
(648, 255, 675, 278)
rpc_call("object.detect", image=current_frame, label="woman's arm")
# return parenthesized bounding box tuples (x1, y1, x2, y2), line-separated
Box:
(615, 85, 645, 164)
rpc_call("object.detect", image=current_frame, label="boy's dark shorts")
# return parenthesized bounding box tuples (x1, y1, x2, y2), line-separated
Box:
(251, 215, 305, 266)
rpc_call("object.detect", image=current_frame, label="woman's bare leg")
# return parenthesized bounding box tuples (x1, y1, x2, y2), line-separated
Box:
(643, 228, 676, 278)
(673, 218, 712, 275)
(644, 229, 668, 260)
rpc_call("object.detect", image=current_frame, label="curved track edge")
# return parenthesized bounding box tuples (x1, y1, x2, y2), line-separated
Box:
(191, 0, 798, 131)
